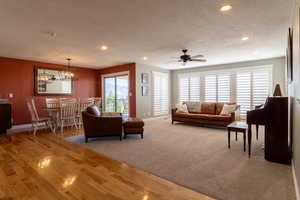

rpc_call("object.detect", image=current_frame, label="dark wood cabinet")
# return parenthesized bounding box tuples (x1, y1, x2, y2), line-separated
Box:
(0, 100, 12, 134)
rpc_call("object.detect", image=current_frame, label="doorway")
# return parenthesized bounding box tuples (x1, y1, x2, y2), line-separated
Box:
(103, 74, 129, 115)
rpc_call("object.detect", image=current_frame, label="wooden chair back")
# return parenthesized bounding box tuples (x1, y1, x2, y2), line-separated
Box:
(78, 98, 94, 113)
(27, 99, 39, 122)
(59, 98, 77, 119)
(46, 98, 59, 109)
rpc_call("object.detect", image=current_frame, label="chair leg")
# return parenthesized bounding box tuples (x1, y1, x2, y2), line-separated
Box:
(74, 118, 78, 129)
(120, 135, 122, 141)
(141, 133, 143, 139)
(85, 136, 88, 143)
(61, 120, 64, 133)
(33, 126, 37, 136)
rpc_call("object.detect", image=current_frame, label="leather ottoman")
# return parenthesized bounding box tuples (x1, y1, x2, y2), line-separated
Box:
(123, 117, 144, 139)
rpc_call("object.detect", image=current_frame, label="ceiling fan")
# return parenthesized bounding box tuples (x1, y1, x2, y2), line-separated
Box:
(174, 49, 206, 65)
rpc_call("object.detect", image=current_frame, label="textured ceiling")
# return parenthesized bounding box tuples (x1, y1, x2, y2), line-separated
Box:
(0, 0, 292, 69)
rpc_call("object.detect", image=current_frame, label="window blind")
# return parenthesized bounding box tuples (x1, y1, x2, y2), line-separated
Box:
(217, 74, 230, 102)
(179, 77, 189, 102)
(153, 72, 169, 116)
(205, 75, 217, 102)
(236, 72, 251, 115)
(253, 70, 270, 107)
(177, 65, 272, 116)
(178, 76, 200, 102)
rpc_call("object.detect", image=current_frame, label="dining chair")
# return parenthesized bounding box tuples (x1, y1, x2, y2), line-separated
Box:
(59, 98, 78, 133)
(27, 99, 54, 136)
(45, 98, 59, 108)
(77, 98, 95, 128)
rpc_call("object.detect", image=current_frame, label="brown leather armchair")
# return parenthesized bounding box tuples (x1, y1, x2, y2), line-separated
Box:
(82, 105, 123, 142)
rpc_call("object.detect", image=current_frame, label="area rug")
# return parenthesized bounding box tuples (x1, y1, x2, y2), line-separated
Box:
(65, 119, 295, 200)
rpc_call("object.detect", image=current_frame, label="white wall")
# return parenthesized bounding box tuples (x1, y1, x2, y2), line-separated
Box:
(290, 0, 300, 197)
(171, 57, 286, 107)
(135, 63, 171, 118)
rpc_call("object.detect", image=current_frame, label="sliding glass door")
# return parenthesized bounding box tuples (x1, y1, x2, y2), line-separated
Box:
(103, 74, 129, 115)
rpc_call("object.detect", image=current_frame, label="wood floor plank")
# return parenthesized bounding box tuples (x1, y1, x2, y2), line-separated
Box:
(0, 129, 214, 200)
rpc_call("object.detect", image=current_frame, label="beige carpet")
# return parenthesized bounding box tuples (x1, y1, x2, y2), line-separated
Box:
(66, 119, 295, 200)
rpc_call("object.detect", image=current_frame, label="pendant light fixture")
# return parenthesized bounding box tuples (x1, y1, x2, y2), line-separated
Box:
(62, 58, 74, 79)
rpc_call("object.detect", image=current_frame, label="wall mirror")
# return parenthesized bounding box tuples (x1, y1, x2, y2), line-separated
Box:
(34, 67, 73, 95)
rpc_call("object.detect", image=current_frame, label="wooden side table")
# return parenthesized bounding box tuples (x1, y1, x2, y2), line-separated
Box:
(227, 121, 248, 152)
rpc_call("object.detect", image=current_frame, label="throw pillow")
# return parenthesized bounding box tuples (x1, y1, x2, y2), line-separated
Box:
(220, 104, 237, 116)
(176, 103, 189, 113)
(185, 102, 202, 113)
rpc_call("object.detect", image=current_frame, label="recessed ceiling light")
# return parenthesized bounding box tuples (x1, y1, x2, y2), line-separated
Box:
(142, 56, 148, 60)
(100, 45, 108, 50)
(241, 36, 249, 41)
(220, 4, 232, 12)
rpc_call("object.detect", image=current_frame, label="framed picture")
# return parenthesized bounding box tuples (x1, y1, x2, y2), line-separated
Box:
(34, 67, 73, 96)
(142, 86, 149, 96)
(141, 73, 149, 84)
(287, 27, 293, 83)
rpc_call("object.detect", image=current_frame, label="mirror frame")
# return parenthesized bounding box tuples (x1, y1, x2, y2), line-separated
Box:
(34, 66, 73, 96)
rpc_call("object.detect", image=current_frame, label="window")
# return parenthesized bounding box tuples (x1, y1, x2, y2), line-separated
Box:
(253, 70, 270, 107)
(236, 72, 251, 115)
(179, 77, 189, 102)
(178, 76, 200, 102)
(205, 75, 217, 102)
(177, 65, 272, 116)
(153, 72, 169, 116)
(217, 74, 230, 102)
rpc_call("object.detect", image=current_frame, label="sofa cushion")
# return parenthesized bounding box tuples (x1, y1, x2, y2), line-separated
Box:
(176, 103, 189, 113)
(216, 103, 225, 115)
(173, 112, 190, 118)
(216, 102, 237, 115)
(185, 102, 202, 113)
(220, 104, 237, 116)
(201, 103, 216, 114)
(86, 105, 101, 116)
(188, 113, 231, 122)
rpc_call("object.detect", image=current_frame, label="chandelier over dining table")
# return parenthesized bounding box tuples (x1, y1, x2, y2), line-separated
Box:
(61, 58, 74, 79)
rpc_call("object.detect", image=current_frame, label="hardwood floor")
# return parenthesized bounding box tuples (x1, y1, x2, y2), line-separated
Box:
(0, 128, 214, 200)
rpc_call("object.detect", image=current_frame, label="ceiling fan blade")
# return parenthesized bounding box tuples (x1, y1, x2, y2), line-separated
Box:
(191, 54, 204, 58)
(190, 59, 207, 62)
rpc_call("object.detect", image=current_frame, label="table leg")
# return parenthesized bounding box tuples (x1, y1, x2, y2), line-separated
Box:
(228, 129, 230, 149)
(248, 124, 252, 157)
(243, 131, 246, 152)
(256, 124, 259, 140)
(235, 131, 238, 141)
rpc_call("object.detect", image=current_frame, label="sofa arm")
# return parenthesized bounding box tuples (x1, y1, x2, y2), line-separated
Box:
(234, 105, 241, 121)
(171, 108, 177, 116)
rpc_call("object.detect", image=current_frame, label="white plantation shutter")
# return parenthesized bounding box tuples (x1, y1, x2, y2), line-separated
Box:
(236, 72, 251, 115)
(190, 77, 201, 101)
(178, 76, 200, 102)
(253, 70, 271, 107)
(205, 75, 217, 102)
(179, 77, 189, 102)
(217, 74, 230, 102)
(153, 72, 169, 116)
(177, 65, 272, 117)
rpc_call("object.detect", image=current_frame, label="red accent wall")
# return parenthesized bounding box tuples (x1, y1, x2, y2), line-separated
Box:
(0, 57, 99, 125)
(97, 63, 136, 117)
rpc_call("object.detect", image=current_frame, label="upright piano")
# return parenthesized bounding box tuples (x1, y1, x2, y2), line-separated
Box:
(0, 100, 12, 134)
(247, 97, 291, 164)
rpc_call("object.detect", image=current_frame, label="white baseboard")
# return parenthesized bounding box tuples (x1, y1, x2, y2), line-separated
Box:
(7, 123, 32, 133)
(292, 160, 300, 200)
(142, 115, 170, 121)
